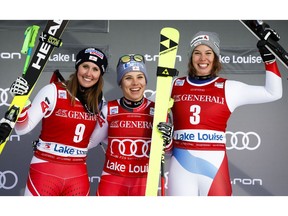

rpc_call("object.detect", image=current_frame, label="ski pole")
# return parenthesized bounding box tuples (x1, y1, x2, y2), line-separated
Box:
(160, 147, 165, 196)
(21, 25, 40, 76)
(54, 69, 66, 83)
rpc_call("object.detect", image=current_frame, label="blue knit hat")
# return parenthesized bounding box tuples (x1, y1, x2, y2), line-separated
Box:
(116, 54, 147, 85)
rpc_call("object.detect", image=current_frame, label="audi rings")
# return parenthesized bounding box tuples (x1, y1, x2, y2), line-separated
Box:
(225, 131, 261, 150)
(0, 170, 18, 190)
(110, 139, 150, 158)
(0, 88, 11, 107)
(144, 89, 155, 100)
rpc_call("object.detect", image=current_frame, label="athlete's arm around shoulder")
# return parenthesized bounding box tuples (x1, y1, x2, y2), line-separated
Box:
(14, 83, 57, 135)
(88, 103, 108, 149)
(225, 61, 283, 112)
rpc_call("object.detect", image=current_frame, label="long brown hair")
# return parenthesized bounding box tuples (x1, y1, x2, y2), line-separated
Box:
(187, 52, 222, 77)
(65, 71, 104, 114)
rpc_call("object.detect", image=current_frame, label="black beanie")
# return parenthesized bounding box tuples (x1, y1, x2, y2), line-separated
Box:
(75, 47, 108, 75)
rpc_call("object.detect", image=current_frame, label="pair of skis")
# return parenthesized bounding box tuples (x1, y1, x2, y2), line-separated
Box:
(0, 20, 68, 154)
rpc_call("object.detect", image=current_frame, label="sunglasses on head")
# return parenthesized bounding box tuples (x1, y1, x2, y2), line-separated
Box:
(118, 54, 145, 65)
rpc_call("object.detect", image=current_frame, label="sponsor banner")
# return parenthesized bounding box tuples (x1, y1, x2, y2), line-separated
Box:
(220, 47, 264, 74)
(0, 47, 264, 74)
(0, 44, 109, 73)
(0, 20, 109, 33)
(174, 129, 226, 143)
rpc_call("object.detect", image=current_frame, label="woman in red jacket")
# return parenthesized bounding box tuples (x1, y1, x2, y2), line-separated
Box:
(9, 47, 108, 196)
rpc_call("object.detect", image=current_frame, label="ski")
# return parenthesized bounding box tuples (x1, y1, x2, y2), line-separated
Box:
(0, 20, 69, 154)
(240, 20, 288, 70)
(145, 27, 179, 196)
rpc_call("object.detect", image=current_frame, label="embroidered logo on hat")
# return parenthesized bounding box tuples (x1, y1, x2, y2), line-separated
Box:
(88, 55, 98, 62)
(190, 35, 209, 48)
(189, 31, 220, 57)
(85, 48, 105, 60)
(75, 47, 108, 74)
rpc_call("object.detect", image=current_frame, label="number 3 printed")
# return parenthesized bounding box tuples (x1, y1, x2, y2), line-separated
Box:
(190, 105, 201, 125)
(73, 123, 85, 143)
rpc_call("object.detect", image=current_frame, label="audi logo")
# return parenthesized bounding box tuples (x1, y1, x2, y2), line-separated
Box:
(110, 139, 150, 158)
(225, 131, 261, 150)
(0, 170, 18, 190)
(144, 89, 155, 100)
(0, 88, 11, 107)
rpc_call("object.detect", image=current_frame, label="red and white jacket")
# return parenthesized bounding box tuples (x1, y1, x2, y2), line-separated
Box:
(15, 82, 100, 163)
(171, 61, 282, 150)
(89, 97, 155, 177)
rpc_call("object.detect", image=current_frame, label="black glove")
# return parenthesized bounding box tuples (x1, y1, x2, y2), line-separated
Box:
(0, 121, 12, 144)
(257, 40, 275, 64)
(157, 122, 173, 148)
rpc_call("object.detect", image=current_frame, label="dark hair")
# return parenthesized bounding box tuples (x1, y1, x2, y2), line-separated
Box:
(187, 52, 222, 77)
(65, 71, 104, 114)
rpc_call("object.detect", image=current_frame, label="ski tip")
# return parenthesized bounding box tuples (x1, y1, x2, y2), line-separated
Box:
(160, 27, 180, 48)
(161, 27, 179, 35)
